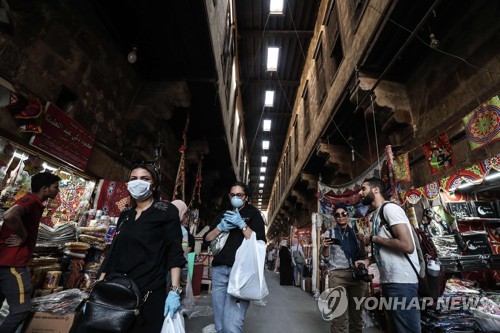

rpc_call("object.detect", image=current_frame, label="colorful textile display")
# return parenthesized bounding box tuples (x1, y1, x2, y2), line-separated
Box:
(188, 153, 204, 209)
(403, 189, 423, 205)
(393, 152, 410, 182)
(422, 181, 440, 200)
(463, 94, 500, 151)
(396, 153, 498, 205)
(173, 112, 190, 201)
(41, 173, 93, 227)
(95, 179, 130, 217)
(318, 153, 385, 196)
(422, 133, 455, 175)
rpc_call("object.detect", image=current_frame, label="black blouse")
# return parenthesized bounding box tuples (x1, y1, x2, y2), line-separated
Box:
(101, 200, 186, 292)
(207, 204, 266, 267)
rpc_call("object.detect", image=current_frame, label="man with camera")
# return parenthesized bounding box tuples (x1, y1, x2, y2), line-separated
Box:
(356, 177, 420, 333)
(320, 206, 368, 333)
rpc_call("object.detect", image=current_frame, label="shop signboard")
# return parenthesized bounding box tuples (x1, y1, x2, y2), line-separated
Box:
(30, 102, 94, 171)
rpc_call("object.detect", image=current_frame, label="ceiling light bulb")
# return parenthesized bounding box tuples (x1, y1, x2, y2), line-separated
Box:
(429, 33, 439, 49)
(127, 47, 138, 64)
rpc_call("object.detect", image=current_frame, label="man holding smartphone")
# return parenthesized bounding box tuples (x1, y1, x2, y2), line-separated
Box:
(320, 207, 367, 333)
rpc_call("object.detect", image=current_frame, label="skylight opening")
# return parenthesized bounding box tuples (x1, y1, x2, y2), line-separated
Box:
(267, 47, 279, 71)
(270, 0, 284, 15)
(264, 91, 275, 107)
(263, 119, 272, 131)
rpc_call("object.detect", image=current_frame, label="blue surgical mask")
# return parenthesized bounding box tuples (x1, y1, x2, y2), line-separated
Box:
(231, 196, 244, 209)
(127, 179, 153, 201)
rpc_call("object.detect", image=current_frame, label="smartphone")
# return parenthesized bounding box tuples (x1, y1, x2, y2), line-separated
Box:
(326, 238, 341, 246)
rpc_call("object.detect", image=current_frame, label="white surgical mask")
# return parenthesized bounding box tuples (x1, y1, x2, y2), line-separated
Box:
(231, 196, 244, 209)
(127, 179, 153, 201)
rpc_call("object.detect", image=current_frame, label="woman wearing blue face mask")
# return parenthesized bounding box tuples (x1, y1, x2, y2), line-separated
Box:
(75, 162, 186, 333)
(204, 181, 266, 333)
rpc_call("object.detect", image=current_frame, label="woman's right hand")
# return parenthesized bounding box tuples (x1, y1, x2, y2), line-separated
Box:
(217, 218, 237, 232)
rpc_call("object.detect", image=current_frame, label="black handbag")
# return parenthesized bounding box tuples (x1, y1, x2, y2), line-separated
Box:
(79, 273, 149, 333)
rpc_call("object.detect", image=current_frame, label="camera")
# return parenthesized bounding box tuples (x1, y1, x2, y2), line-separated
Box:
(352, 263, 371, 282)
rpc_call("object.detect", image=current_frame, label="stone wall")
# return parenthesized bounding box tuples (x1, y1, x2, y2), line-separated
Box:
(0, 1, 181, 189)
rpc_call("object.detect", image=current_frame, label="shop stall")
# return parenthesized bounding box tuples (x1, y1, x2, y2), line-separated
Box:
(314, 149, 500, 331)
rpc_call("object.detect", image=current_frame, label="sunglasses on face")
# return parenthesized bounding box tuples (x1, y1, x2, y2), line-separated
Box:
(334, 211, 348, 218)
(229, 193, 245, 198)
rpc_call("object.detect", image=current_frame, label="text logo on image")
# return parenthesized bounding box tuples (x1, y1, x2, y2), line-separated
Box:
(317, 287, 348, 321)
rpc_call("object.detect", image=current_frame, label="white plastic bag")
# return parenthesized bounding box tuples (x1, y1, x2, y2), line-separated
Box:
(227, 232, 269, 301)
(161, 312, 185, 333)
(181, 274, 195, 308)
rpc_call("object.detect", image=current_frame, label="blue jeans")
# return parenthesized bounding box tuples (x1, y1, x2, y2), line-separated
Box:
(211, 265, 250, 333)
(381, 283, 421, 333)
(294, 263, 304, 286)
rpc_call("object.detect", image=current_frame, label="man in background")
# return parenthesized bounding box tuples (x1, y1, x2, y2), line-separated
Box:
(0, 172, 60, 333)
(356, 177, 420, 333)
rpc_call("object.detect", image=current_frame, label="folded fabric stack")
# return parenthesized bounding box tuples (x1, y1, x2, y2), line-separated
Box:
(63, 241, 91, 259)
(32, 243, 63, 258)
(439, 254, 500, 272)
(438, 256, 460, 272)
(80, 262, 101, 292)
(431, 235, 461, 258)
(471, 292, 500, 332)
(27, 257, 61, 297)
(31, 289, 88, 314)
(458, 254, 491, 271)
(37, 222, 77, 245)
(421, 278, 483, 332)
(421, 279, 500, 332)
(28, 256, 60, 267)
(78, 226, 107, 248)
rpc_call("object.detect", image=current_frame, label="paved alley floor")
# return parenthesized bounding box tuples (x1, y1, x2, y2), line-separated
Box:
(184, 270, 382, 333)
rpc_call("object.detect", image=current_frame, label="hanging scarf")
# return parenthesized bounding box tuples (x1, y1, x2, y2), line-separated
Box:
(333, 226, 360, 267)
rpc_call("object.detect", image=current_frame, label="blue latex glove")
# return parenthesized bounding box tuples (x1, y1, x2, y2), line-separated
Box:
(164, 291, 180, 318)
(223, 210, 245, 229)
(217, 218, 237, 232)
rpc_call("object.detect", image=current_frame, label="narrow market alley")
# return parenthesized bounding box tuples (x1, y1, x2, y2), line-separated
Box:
(184, 270, 381, 333)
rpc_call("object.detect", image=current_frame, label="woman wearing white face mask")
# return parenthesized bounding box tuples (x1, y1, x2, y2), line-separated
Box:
(204, 181, 266, 333)
(78, 162, 186, 333)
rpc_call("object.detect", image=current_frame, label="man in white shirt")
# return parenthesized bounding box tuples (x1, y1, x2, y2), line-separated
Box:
(356, 177, 420, 333)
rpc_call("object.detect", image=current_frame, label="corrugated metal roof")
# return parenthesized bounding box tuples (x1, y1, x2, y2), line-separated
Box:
(236, 0, 321, 209)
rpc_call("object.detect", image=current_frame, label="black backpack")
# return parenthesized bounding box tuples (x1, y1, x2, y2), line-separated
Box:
(378, 202, 443, 299)
(76, 273, 148, 333)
